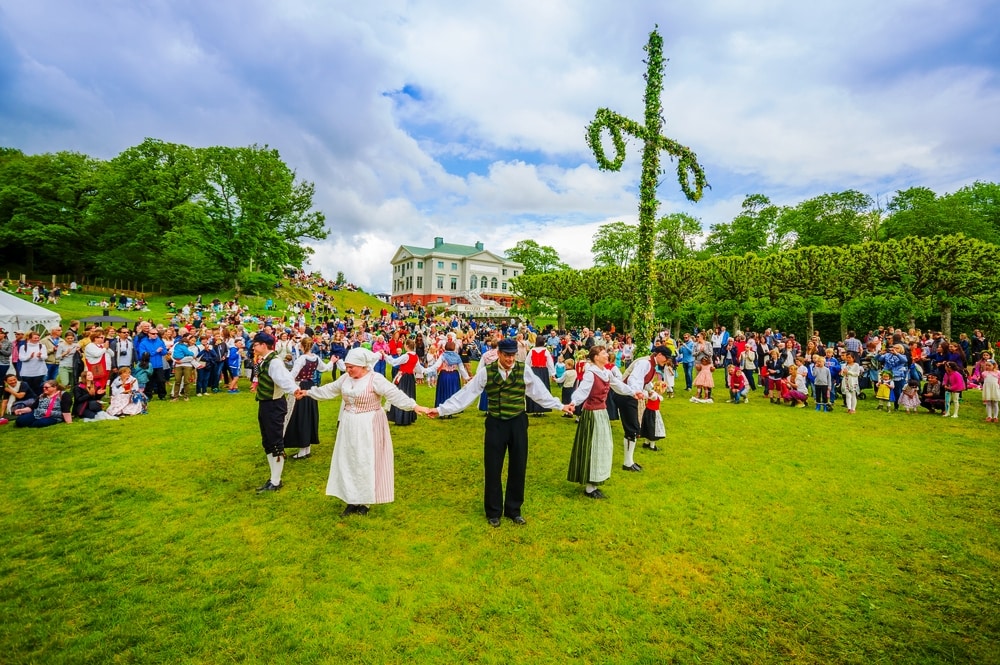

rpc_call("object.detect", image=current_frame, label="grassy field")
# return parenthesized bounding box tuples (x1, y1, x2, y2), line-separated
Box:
(1, 374, 997, 664)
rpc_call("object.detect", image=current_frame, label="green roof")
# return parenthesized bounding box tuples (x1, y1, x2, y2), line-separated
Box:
(401, 243, 484, 257)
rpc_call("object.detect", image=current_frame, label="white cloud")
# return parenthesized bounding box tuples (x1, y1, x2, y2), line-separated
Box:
(1, 0, 998, 293)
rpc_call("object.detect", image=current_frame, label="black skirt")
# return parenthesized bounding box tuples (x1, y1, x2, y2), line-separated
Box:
(526, 366, 551, 413)
(389, 373, 417, 425)
(284, 379, 320, 448)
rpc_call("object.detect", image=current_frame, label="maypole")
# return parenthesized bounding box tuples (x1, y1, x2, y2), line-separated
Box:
(586, 26, 707, 348)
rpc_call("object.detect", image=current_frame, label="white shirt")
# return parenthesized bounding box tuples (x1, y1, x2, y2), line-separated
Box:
(436, 359, 562, 417)
(570, 364, 634, 405)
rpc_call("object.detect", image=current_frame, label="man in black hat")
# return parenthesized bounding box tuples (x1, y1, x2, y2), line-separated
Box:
(250, 331, 299, 492)
(616, 346, 672, 466)
(428, 337, 574, 527)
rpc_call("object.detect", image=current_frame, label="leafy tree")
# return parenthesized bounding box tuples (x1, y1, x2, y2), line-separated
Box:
(891, 234, 1000, 338)
(200, 144, 328, 288)
(702, 254, 759, 331)
(88, 139, 207, 280)
(591, 221, 638, 269)
(654, 258, 704, 336)
(655, 212, 702, 260)
(780, 190, 876, 248)
(503, 239, 569, 274)
(703, 194, 783, 256)
(951, 181, 1000, 234)
(562, 295, 593, 329)
(0, 151, 99, 274)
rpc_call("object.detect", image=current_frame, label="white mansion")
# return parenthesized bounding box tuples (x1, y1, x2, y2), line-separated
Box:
(390, 237, 524, 311)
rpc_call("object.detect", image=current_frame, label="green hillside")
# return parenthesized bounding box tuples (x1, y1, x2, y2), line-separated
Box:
(1, 282, 388, 331)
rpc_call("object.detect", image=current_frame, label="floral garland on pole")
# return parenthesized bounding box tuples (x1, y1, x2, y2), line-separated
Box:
(586, 26, 707, 348)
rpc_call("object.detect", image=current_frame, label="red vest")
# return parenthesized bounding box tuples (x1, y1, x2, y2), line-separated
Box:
(582, 370, 610, 410)
(398, 352, 419, 374)
(530, 348, 549, 368)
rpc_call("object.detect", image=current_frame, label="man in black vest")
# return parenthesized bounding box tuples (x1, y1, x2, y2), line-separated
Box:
(429, 338, 573, 527)
(616, 346, 672, 468)
(251, 332, 299, 493)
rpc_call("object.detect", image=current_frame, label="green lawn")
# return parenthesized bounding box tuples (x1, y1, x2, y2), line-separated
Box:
(1, 376, 997, 664)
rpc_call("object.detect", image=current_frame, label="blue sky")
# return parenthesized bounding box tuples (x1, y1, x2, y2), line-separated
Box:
(1, 0, 998, 292)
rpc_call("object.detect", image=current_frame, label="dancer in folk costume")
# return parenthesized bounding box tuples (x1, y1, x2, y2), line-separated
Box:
(429, 338, 572, 527)
(526, 338, 555, 415)
(614, 346, 672, 469)
(300, 348, 431, 516)
(638, 378, 667, 451)
(568, 346, 644, 499)
(385, 338, 422, 426)
(430, 340, 470, 413)
(250, 332, 300, 493)
(286, 337, 335, 460)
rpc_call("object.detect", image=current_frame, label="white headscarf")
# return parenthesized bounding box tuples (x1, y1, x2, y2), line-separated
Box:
(344, 347, 377, 369)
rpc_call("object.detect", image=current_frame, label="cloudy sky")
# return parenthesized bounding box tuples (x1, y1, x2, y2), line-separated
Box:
(2, 0, 998, 292)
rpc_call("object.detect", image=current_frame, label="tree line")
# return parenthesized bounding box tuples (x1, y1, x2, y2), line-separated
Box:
(0, 139, 327, 293)
(507, 183, 1000, 341)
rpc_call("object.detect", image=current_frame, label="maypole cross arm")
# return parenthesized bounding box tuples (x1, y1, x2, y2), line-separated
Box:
(584, 28, 707, 203)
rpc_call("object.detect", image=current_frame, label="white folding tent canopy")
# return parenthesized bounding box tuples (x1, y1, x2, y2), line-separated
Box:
(0, 291, 62, 334)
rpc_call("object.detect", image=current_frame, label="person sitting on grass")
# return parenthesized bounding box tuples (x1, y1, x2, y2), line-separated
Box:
(779, 374, 809, 408)
(107, 367, 146, 417)
(13, 380, 70, 427)
(1, 374, 36, 426)
(73, 371, 107, 419)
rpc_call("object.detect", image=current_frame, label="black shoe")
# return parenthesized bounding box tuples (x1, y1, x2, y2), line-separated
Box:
(585, 488, 608, 499)
(256, 480, 282, 492)
(642, 442, 660, 451)
(355, 505, 369, 516)
(507, 515, 527, 525)
(621, 463, 642, 472)
(487, 517, 501, 527)
(341, 504, 356, 517)
(290, 452, 311, 460)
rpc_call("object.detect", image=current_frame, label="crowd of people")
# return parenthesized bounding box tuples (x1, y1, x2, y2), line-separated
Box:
(2, 278, 996, 526)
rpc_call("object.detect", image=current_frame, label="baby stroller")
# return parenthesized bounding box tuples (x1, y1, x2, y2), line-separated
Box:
(857, 354, 881, 401)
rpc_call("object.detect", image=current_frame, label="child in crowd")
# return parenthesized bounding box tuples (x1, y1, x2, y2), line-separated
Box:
(662, 358, 675, 398)
(227, 339, 244, 393)
(133, 352, 152, 395)
(727, 364, 748, 403)
(899, 379, 921, 414)
(794, 357, 809, 396)
(692, 356, 715, 403)
(941, 361, 966, 418)
(640, 380, 666, 450)
(557, 358, 578, 418)
(979, 358, 1000, 422)
(812, 356, 832, 412)
(875, 370, 894, 412)
(780, 374, 809, 408)
(841, 352, 862, 414)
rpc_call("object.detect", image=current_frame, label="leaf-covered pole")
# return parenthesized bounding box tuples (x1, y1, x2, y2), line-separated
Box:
(586, 26, 707, 349)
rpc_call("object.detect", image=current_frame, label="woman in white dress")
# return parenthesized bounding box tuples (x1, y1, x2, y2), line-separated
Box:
(299, 348, 432, 516)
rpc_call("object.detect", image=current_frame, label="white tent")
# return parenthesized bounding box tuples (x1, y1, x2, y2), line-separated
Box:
(0, 291, 62, 334)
